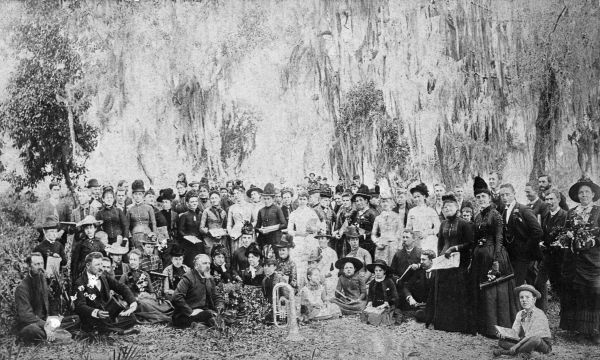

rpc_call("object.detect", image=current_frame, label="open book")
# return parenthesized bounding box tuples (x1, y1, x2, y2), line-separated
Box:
(494, 325, 520, 341)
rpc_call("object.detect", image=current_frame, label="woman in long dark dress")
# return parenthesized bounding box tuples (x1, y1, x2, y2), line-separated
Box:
(427, 194, 473, 334)
(470, 177, 518, 337)
(560, 177, 600, 344)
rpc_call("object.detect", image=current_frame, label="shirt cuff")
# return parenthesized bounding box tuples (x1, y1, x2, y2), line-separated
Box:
(92, 309, 99, 318)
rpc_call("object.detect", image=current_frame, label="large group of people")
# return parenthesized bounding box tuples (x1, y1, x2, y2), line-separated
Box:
(14, 170, 600, 357)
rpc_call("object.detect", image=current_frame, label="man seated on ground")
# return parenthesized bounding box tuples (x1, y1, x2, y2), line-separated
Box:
(15, 252, 79, 343)
(73, 252, 138, 335)
(399, 250, 435, 322)
(172, 254, 224, 328)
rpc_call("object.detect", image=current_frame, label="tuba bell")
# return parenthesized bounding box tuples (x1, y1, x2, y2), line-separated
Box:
(272, 282, 303, 341)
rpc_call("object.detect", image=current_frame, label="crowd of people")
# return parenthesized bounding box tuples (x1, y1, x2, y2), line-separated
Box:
(14, 170, 600, 357)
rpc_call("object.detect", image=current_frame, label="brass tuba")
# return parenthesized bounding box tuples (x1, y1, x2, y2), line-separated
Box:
(272, 282, 303, 341)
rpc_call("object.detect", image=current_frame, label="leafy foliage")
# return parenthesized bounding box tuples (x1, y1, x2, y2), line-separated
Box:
(0, 2, 98, 190)
(332, 81, 410, 181)
(0, 192, 38, 334)
(219, 104, 260, 177)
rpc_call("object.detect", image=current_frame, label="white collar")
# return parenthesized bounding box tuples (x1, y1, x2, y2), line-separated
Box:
(550, 208, 560, 216)
(528, 197, 540, 205)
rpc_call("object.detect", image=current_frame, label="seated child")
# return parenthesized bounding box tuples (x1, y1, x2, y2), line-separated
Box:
(493, 284, 552, 357)
(299, 268, 341, 322)
(330, 257, 367, 315)
(361, 260, 398, 326)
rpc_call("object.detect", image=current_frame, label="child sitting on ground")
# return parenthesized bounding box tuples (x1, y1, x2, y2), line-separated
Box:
(493, 284, 552, 357)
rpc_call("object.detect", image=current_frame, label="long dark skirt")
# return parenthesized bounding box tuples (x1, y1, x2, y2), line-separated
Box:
(470, 244, 518, 337)
(560, 283, 600, 335)
(429, 267, 471, 333)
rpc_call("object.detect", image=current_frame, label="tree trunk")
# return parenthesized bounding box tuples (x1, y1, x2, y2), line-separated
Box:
(529, 67, 560, 181)
(61, 162, 78, 208)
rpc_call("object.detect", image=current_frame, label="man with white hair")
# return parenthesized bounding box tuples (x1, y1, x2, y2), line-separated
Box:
(172, 254, 224, 328)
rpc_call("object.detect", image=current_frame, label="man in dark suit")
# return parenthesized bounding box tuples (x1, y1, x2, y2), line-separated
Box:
(390, 230, 422, 279)
(534, 187, 567, 312)
(172, 254, 224, 328)
(499, 184, 543, 286)
(488, 172, 504, 209)
(15, 252, 79, 343)
(537, 174, 569, 211)
(398, 250, 435, 322)
(73, 252, 138, 334)
(525, 182, 549, 224)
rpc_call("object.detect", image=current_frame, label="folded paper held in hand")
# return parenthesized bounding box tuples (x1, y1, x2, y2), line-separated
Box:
(183, 235, 202, 244)
(429, 252, 460, 271)
(494, 325, 520, 341)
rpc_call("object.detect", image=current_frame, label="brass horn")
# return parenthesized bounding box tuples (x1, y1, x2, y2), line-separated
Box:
(272, 282, 303, 341)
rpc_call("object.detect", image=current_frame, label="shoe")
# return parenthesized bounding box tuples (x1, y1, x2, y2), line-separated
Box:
(591, 334, 600, 345)
(575, 333, 588, 344)
(117, 328, 140, 336)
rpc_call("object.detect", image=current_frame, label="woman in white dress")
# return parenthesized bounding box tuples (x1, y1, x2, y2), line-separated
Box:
(371, 193, 403, 264)
(406, 183, 440, 255)
(226, 186, 253, 252)
(287, 191, 321, 288)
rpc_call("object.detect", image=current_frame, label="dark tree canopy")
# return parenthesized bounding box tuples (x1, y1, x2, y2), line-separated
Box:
(0, 3, 97, 192)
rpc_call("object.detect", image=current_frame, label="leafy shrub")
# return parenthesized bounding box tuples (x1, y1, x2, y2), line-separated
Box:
(0, 192, 38, 336)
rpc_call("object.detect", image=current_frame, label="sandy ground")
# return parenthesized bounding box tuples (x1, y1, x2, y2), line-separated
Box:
(5, 300, 600, 360)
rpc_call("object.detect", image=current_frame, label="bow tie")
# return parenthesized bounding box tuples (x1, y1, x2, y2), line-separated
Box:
(520, 309, 533, 322)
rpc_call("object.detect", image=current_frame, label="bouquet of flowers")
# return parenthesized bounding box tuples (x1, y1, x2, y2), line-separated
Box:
(553, 214, 600, 253)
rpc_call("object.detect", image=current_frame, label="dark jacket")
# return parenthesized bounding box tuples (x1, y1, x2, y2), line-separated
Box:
(528, 198, 549, 223)
(14, 273, 49, 330)
(178, 209, 202, 239)
(503, 202, 544, 261)
(541, 208, 568, 247)
(95, 205, 129, 242)
(33, 240, 67, 268)
(172, 270, 224, 318)
(437, 216, 473, 268)
(400, 268, 434, 305)
(368, 277, 399, 308)
(390, 247, 422, 277)
(255, 204, 287, 247)
(73, 272, 135, 331)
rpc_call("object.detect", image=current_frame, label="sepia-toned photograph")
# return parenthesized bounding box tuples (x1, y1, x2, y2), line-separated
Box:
(0, 0, 599, 359)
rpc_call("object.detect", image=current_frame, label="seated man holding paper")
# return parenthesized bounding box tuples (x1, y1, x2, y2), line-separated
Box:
(172, 254, 224, 328)
(493, 284, 552, 357)
(73, 252, 139, 335)
(399, 250, 435, 322)
(15, 252, 79, 343)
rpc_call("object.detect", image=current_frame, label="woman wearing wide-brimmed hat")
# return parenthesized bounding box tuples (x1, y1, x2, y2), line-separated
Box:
(372, 191, 403, 264)
(361, 259, 398, 326)
(287, 190, 321, 289)
(126, 180, 157, 251)
(405, 183, 440, 255)
(348, 191, 378, 258)
(330, 257, 367, 315)
(272, 234, 298, 289)
(70, 215, 105, 282)
(255, 183, 287, 251)
(241, 243, 265, 286)
(560, 176, 600, 344)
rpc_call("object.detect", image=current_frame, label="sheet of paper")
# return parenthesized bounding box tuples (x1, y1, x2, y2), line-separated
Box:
(260, 225, 280, 234)
(183, 235, 202, 244)
(429, 252, 460, 271)
(46, 256, 62, 277)
(494, 325, 520, 341)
